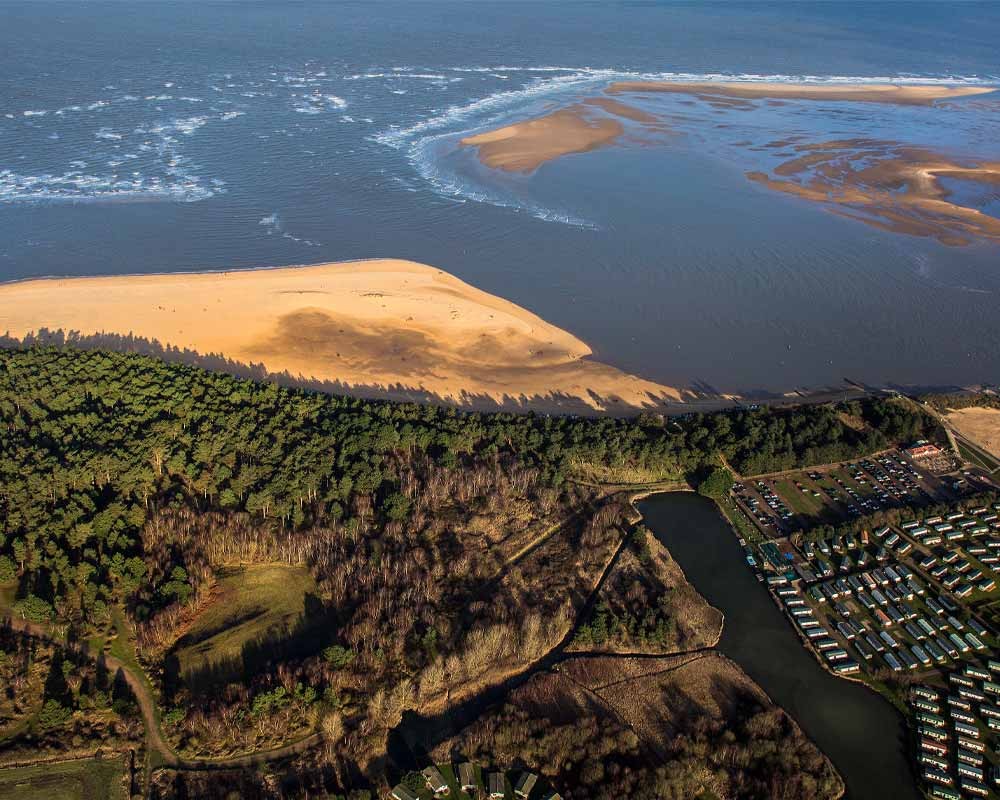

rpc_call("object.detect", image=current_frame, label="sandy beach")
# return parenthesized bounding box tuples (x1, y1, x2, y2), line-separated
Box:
(0, 259, 694, 413)
(606, 81, 996, 106)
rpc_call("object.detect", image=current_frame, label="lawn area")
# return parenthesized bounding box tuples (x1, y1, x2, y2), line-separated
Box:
(172, 563, 315, 679)
(0, 582, 15, 613)
(958, 441, 999, 474)
(774, 479, 823, 518)
(0, 757, 126, 800)
(716, 496, 763, 543)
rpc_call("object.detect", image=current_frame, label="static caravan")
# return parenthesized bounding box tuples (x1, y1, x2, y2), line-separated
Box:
(958, 748, 985, 767)
(960, 778, 989, 798)
(925, 640, 947, 664)
(958, 735, 985, 753)
(912, 685, 940, 701)
(948, 695, 973, 712)
(953, 720, 980, 739)
(921, 737, 948, 756)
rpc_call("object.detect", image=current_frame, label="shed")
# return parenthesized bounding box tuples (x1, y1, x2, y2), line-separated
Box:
(514, 772, 538, 798)
(458, 762, 476, 791)
(489, 772, 505, 798)
(391, 785, 419, 800)
(422, 765, 449, 794)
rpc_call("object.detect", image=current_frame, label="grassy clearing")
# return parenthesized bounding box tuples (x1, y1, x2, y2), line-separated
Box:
(716, 496, 763, 544)
(173, 564, 315, 678)
(775, 479, 822, 517)
(0, 757, 126, 800)
(958, 441, 999, 473)
(0, 583, 15, 613)
(569, 458, 684, 486)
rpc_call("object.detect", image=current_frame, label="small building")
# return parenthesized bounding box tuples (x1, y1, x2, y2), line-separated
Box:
(422, 765, 449, 795)
(489, 772, 506, 799)
(515, 772, 538, 798)
(458, 762, 476, 792)
(390, 785, 420, 800)
(907, 443, 942, 459)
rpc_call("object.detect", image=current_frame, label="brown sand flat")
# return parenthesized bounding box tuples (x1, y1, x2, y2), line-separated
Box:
(459, 105, 624, 173)
(606, 81, 996, 106)
(581, 96, 660, 123)
(946, 407, 1000, 460)
(0, 259, 689, 412)
(746, 140, 1000, 246)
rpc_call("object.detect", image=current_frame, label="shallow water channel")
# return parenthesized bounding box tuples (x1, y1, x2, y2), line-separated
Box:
(638, 492, 920, 800)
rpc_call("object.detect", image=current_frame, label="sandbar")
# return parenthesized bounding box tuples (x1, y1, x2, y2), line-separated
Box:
(746, 140, 1000, 246)
(0, 259, 691, 413)
(606, 81, 996, 106)
(460, 105, 624, 173)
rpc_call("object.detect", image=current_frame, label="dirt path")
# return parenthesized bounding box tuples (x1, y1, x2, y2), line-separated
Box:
(0, 614, 323, 774)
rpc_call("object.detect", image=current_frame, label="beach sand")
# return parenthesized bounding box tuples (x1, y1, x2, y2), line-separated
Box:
(460, 104, 625, 173)
(0, 259, 693, 413)
(606, 81, 996, 106)
(946, 407, 1000, 460)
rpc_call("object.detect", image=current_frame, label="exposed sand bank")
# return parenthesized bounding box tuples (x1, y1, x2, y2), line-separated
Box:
(946, 407, 1000, 460)
(746, 140, 1000, 246)
(460, 80, 999, 246)
(0, 259, 696, 413)
(459, 105, 624, 173)
(606, 81, 996, 106)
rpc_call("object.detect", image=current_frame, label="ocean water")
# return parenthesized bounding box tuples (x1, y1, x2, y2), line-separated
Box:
(2, 0, 999, 395)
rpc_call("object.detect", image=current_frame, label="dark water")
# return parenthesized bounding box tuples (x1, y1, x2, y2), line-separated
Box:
(639, 492, 919, 800)
(2, 1, 1000, 394)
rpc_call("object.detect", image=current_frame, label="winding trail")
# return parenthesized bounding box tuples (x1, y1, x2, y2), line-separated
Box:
(0, 614, 324, 773)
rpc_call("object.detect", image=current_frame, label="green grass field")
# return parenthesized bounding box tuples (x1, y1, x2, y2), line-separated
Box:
(0, 757, 126, 800)
(173, 563, 315, 678)
(717, 496, 763, 543)
(958, 441, 1000, 474)
(775, 479, 824, 517)
(0, 582, 15, 612)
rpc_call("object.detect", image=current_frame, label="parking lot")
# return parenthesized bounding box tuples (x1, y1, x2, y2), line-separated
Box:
(732, 449, 956, 536)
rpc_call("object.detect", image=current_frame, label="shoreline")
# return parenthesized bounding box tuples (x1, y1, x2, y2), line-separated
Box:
(0, 258, 707, 415)
(0, 260, 969, 417)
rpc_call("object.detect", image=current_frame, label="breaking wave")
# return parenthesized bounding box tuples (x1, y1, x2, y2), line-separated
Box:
(0, 168, 217, 203)
(371, 68, 999, 226)
(258, 212, 320, 246)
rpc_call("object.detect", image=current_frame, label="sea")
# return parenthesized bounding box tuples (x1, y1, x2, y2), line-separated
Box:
(2, 0, 999, 397)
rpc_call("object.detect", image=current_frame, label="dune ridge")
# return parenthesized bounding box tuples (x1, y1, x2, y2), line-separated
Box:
(0, 259, 695, 413)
